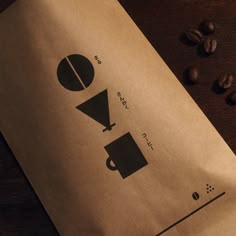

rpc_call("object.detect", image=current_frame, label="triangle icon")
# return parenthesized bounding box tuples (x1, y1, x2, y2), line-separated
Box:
(76, 89, 116, 132)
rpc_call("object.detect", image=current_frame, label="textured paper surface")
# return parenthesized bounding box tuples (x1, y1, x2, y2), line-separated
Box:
(0, 1, 235, 235)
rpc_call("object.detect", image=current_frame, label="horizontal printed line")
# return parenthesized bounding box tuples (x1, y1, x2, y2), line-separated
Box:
(156, 192, 226, 236)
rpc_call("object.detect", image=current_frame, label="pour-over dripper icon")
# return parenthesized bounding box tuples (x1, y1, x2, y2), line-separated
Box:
(104, 132, 148, 179)
(76, 89, 116, 132)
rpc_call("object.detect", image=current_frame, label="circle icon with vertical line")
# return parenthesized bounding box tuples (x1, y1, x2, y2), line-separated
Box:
(192, 192, 200, 200)
(57, 54, 95, 91)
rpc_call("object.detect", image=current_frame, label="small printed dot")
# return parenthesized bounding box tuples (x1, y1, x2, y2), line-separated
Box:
(212, 188, 214, 190)
(206, 184, 209, 186)
(207, 191, 209, 193)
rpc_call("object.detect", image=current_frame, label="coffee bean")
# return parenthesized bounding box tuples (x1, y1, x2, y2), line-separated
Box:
(186, 66, 199, 84)
(192, 192, 200, 200)
(201, 20, 215, 34)
(227, 91, 236, 105)
(185, 29, 203, 44)
(203, 38, 217, 55)
(57, 54, 95, 91)
(218, 74, 235, 90)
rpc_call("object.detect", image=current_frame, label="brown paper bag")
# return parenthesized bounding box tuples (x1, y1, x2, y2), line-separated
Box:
(0, 1, 235, 235)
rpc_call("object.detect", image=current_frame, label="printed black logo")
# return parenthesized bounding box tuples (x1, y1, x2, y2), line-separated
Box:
(57, 53, 148, 179)
(76, 89, 116, 132)
(104, 132, 148, 178)
(206, 184, 215, 194)
(57, 54, 94, 91)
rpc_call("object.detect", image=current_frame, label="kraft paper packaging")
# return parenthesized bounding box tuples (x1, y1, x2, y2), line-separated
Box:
(0, 0, 235, 235)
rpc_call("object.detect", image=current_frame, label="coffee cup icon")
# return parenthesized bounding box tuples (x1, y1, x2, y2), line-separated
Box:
(104, 132, 148, 179)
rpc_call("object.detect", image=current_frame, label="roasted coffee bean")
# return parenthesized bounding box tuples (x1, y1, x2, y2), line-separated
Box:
(227, 91, 236, 105)
(218, 74, 235, 90)
(201, 20, 215, 34)
(185, 29, 203, 44)
(186, 66, 199, 84)
(203, 38, 217, 55)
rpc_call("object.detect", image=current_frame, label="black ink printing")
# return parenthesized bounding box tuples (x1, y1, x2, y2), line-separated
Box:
(142, 133, 154, 151)
(117, 92, 129, 109)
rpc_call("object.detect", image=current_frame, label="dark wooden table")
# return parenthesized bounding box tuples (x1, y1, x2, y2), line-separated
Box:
(0, 0, 235, 235)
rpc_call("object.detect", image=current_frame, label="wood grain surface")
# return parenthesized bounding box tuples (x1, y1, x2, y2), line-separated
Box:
(0, 0, 235, 235)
